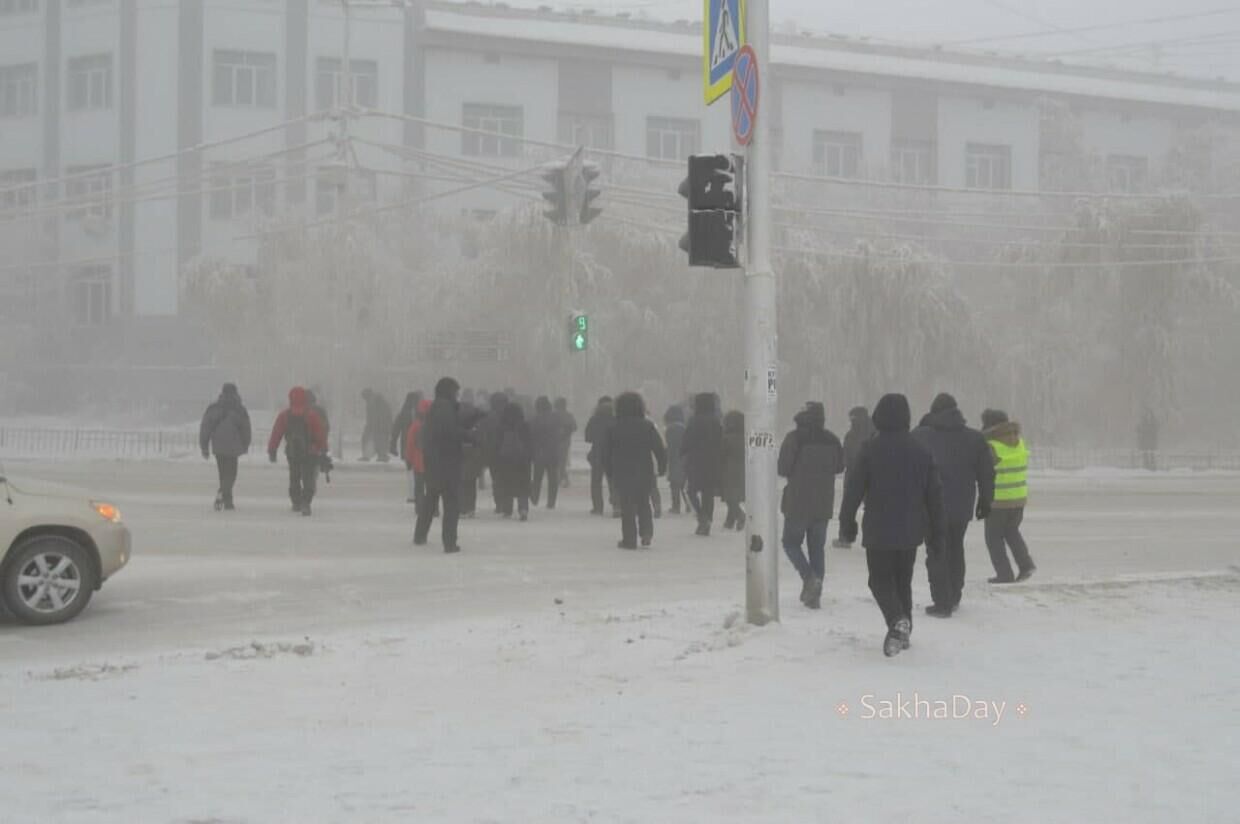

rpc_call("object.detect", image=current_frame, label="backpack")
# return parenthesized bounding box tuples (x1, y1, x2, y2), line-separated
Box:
(285, 413, 310, 459)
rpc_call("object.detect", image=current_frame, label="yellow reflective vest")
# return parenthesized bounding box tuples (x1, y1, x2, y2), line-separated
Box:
(990, 438, 1029, 508)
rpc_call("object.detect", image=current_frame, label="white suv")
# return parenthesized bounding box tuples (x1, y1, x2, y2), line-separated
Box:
(0, 466, 131, 625)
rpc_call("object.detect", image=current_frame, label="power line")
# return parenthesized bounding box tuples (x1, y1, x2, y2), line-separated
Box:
(948, 8, 1240, 46)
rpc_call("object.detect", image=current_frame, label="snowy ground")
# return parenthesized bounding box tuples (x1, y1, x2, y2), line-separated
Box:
(1, 461, 1238, 822)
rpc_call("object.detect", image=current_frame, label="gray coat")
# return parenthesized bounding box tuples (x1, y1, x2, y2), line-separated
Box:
(777, 410, 844, 522)
(200, 397, 252, 458)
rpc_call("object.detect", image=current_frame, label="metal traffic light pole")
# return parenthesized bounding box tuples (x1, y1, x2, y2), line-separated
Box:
(743, 0, 779, 625)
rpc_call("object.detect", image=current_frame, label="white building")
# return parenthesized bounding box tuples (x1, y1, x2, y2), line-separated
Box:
(2, 0, 1238, 369)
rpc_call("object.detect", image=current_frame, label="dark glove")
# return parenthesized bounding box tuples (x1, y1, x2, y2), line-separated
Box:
(976, 501, 991, 521)
(839, 521, 858, 544)
(268, 452, 277, 464)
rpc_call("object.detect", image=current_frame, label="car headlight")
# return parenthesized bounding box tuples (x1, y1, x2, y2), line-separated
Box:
(92, 501, 122, 524)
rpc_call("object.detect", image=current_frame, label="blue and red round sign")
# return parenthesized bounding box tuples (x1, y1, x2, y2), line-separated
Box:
(731, 45, 759, 147)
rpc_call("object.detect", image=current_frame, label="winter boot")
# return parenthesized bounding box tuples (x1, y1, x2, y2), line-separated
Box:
(640, 536, 652, 548)
(988, 575, 1016, 584)
(695, 523, 711, 537)
(444, 545, 461, 554)
(925, 604, 952, 618)
(617, 540, 637, 550)
(799, 576, 811, 605)
(214, 492, 225, 512)
(896, 617, 912, 649)
(804, 577, 823, 610)
(883, 627, 903, 658)
(301, 504, 312, 517)
(1016, 565, 1037, 582)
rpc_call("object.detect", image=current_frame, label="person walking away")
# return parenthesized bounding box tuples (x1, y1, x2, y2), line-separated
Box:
(585, 397, 617, 516)
(414, 378, 471, 553)
(360, 389, 393, 463)
(982, 409, 1036, 583)
(778, 402, 843, 609)
(199, 382, 252, 511)
(913, 393, 996, 617)
(306, 388, 331, 452)
(404, 399, 433, 515)
(495, 401, 534, 521)
(602, 392, 668, 549)
(268, 387, 328, 516)
(478, 393, 509, 514)
(529, 396, 561, 509)
(835, 405, 875, 548)
(459, 400, 486, 518)
(1137, 406, 1159, 472)
(391, 391, 423, 501)
(839, 394, 946, 657)
(682, 393, 723, 536)
(663, 405, 688, 515)
(554, 397, 577, 489)
(720, 410, 747, 530)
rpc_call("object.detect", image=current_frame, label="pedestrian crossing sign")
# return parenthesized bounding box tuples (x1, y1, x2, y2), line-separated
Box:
(704, 0, 746, 104)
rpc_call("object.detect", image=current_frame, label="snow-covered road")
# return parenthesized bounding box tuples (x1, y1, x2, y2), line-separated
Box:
(1, 461, 1237, 822)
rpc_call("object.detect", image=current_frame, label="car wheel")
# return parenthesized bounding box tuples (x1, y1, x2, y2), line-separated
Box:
(2, 535, 97, 626)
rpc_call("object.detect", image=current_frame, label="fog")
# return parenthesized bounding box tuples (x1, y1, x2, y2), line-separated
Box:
(1, 0, 1238, 456)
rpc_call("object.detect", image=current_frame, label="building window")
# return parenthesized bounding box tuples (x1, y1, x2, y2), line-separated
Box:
(0, 63, 38, 118)
(0, 0, 39, 15)
(315, 57, 377, 110)
(965, 143, 1012, 190)
(645, 116, 700, 161)
(65, 165, 112, 221)
(210, 165, 277, 221)
(462, 103, 523, 157)
(0, 168, 37, 213)
(1107, 154, 1149, 194)
(72, 265, 111, 326)
(212, 50, 277, 108)
(891, 138, 936, 185)
(557, 112, 614, 151)
(67, 54, 113, 112)
(813, 130, 863, 178)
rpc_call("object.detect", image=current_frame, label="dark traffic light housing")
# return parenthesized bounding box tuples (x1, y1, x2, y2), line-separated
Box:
(678, 153, 744, 269)
(541, 150, 603, 228)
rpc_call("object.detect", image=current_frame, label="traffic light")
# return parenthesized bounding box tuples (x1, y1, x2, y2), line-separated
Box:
(541, 161, 569, 225)
(580, 161, 603, 226)
(678, 153, 744, 269)
(569, 313, 589, 353)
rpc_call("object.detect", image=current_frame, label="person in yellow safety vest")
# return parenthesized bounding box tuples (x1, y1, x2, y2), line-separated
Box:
(981, 409, 1036, 583)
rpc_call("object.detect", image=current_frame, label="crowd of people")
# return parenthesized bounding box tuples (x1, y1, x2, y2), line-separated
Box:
(198, 379, 1036, 657)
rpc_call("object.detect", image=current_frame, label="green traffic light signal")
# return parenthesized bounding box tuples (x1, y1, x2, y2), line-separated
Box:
(571, 314, 588, 352)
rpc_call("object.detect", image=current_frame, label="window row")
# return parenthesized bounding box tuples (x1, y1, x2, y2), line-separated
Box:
(1, 56, 111, 117)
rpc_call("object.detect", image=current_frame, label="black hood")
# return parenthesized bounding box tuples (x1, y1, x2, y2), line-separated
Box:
(615, 392, 645, 419)
(434, 377, 460, 400)
(693, 393, 716, 416)
(664, 405, 684, 424)
(220, 383, 241, 406)
(535, 396, 553, 415)
(921, 405, 966, 432)
(795, 403, 825, 430)
(872, 394, 912, 433)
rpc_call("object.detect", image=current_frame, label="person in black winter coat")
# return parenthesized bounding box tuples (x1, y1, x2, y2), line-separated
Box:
(477, 393, 509, 513)
(391, 391, 423, 503)
(584, 397, 616, 516)
(495, 402, 534, 520)
(414, 377, 472, 552)
(199, 383, 252, 511)
(603, 392, 668, 548)
(913, 393, 996, 617)
(682, 393, 723, 535)
(778, 402, 843, 609)
(360, 389, 393, 463)
(458, 402, 485, 518)
(839, 393, 946, 657)
(836, 405, 876, 547)
(663, 405, 688, 515)
(529, 396, 562, 509)
(720, 410, 746, 530)
(554, 397, 577, 489)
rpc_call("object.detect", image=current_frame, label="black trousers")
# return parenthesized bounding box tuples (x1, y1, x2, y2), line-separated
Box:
(460, 474, 478, 515)
(650, 484, 662, 516)
(497, 466, 530, 516)
(288, 456, 317, 508)
(531, 462, 559, 508)
(414, 481, 460, 548)
(619, 490, 654, 545)
(489, 463, 505, 512)
(215, 455, 238, 504)
(668, 479, 685, 513)
(985, 507, 1034, 580)
(590, 463, 613, 513)
(927, 521, 969, 609)
(866, 547, 917, 629)
(688, 481, 716, 527)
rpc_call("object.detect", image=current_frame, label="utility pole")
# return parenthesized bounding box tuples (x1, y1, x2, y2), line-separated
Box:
(743, 0, 778, 625)
(331, 0, 355, 460)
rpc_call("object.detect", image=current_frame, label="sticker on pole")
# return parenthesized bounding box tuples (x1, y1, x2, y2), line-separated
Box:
(731, 45, 759, 147)
(766, 364, 777, 399)
(704, 0, 746, 105)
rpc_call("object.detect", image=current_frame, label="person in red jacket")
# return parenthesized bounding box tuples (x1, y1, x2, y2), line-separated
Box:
(404, 399, 432, 515)
(268, 386, 328, 516)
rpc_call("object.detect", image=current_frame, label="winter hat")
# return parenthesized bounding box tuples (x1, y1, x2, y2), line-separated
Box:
(663, 404, 684, 424)
(693, 393, 716, 416)
(615, 392, 645, 418)
(724, 410, 745, 432)
(803, 402, 826, 427)
(221, 383, 240, 401)
(981, 408, 1009, 430)
(554, 397, 568, 412)
(536, 396, 553, 415)
(434, 376, 460, 400)
(930, 393, 958, 414)
(849, 406, 869, 422)
(872, 394, 912, 433)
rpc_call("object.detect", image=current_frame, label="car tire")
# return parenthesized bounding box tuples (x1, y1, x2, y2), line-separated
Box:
(2, 535, 97, 626)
